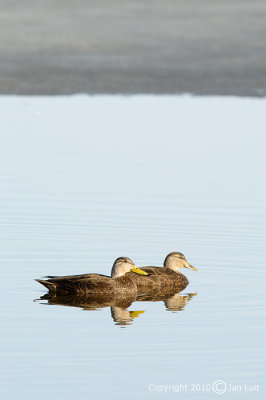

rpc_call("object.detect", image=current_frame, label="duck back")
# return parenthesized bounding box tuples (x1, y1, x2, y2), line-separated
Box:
(36, 273, 137, 296)
(127, 267, 189, 293)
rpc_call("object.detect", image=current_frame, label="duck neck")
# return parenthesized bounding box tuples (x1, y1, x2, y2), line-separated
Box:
(164, 263, 181, 273)
(111, 266, 127, 279)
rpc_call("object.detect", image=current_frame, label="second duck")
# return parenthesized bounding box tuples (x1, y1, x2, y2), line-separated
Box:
(126, 252, 197, 292)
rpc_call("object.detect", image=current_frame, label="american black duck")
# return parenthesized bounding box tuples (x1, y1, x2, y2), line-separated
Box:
(126, 252, 197, 292)
(35, 257, 148, 296)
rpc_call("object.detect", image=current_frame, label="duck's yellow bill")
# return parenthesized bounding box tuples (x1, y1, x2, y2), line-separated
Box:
(186, 264, 198, 271)
(131, 266, 148, 276)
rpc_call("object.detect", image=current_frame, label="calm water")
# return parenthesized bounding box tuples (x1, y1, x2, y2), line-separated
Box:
(0, 96, 265, 399)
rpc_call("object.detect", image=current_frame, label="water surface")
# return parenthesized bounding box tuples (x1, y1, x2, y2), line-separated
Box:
(0, 95, 265, 399)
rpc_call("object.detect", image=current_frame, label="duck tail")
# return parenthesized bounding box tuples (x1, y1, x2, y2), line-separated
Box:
(35, 279, 56, 292)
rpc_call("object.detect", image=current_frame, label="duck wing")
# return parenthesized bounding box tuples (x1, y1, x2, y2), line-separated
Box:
(44, 273, 108, 280)
(36, 273, 114, 295)
(127, 266, 188, 292)
(139, 266, 163, 275)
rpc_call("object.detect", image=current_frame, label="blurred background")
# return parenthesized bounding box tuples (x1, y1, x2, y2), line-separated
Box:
(0, 0, 265, 96)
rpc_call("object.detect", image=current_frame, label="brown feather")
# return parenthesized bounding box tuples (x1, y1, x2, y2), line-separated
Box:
(36, 273, 138, 296)
(126, 267, 189, 293)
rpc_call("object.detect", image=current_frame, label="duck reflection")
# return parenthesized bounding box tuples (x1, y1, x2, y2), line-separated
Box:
(137, 289, 197, 311)
(111, 308, 145, 326)
(39, 291, 144, 326)
(37, 289, 197, 326)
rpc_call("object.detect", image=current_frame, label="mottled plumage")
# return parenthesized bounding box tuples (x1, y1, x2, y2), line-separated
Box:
(35, 257, 148, 296)
(127, 252, 197, 293)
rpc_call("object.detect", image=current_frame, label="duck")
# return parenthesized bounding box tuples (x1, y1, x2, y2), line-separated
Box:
(126, 252, 197, 292)
(35, 257, 148, 296)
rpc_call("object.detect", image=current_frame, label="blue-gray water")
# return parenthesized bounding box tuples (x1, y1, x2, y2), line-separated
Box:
(0, 96, 265, 399)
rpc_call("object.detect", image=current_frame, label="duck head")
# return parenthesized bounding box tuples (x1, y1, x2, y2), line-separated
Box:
(163, 252, 198, 272)
(111, 257, 148, 278)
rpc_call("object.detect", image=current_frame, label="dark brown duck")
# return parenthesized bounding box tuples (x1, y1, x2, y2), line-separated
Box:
(35, 257, 148, 296)
(126, 252, 197, 292)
